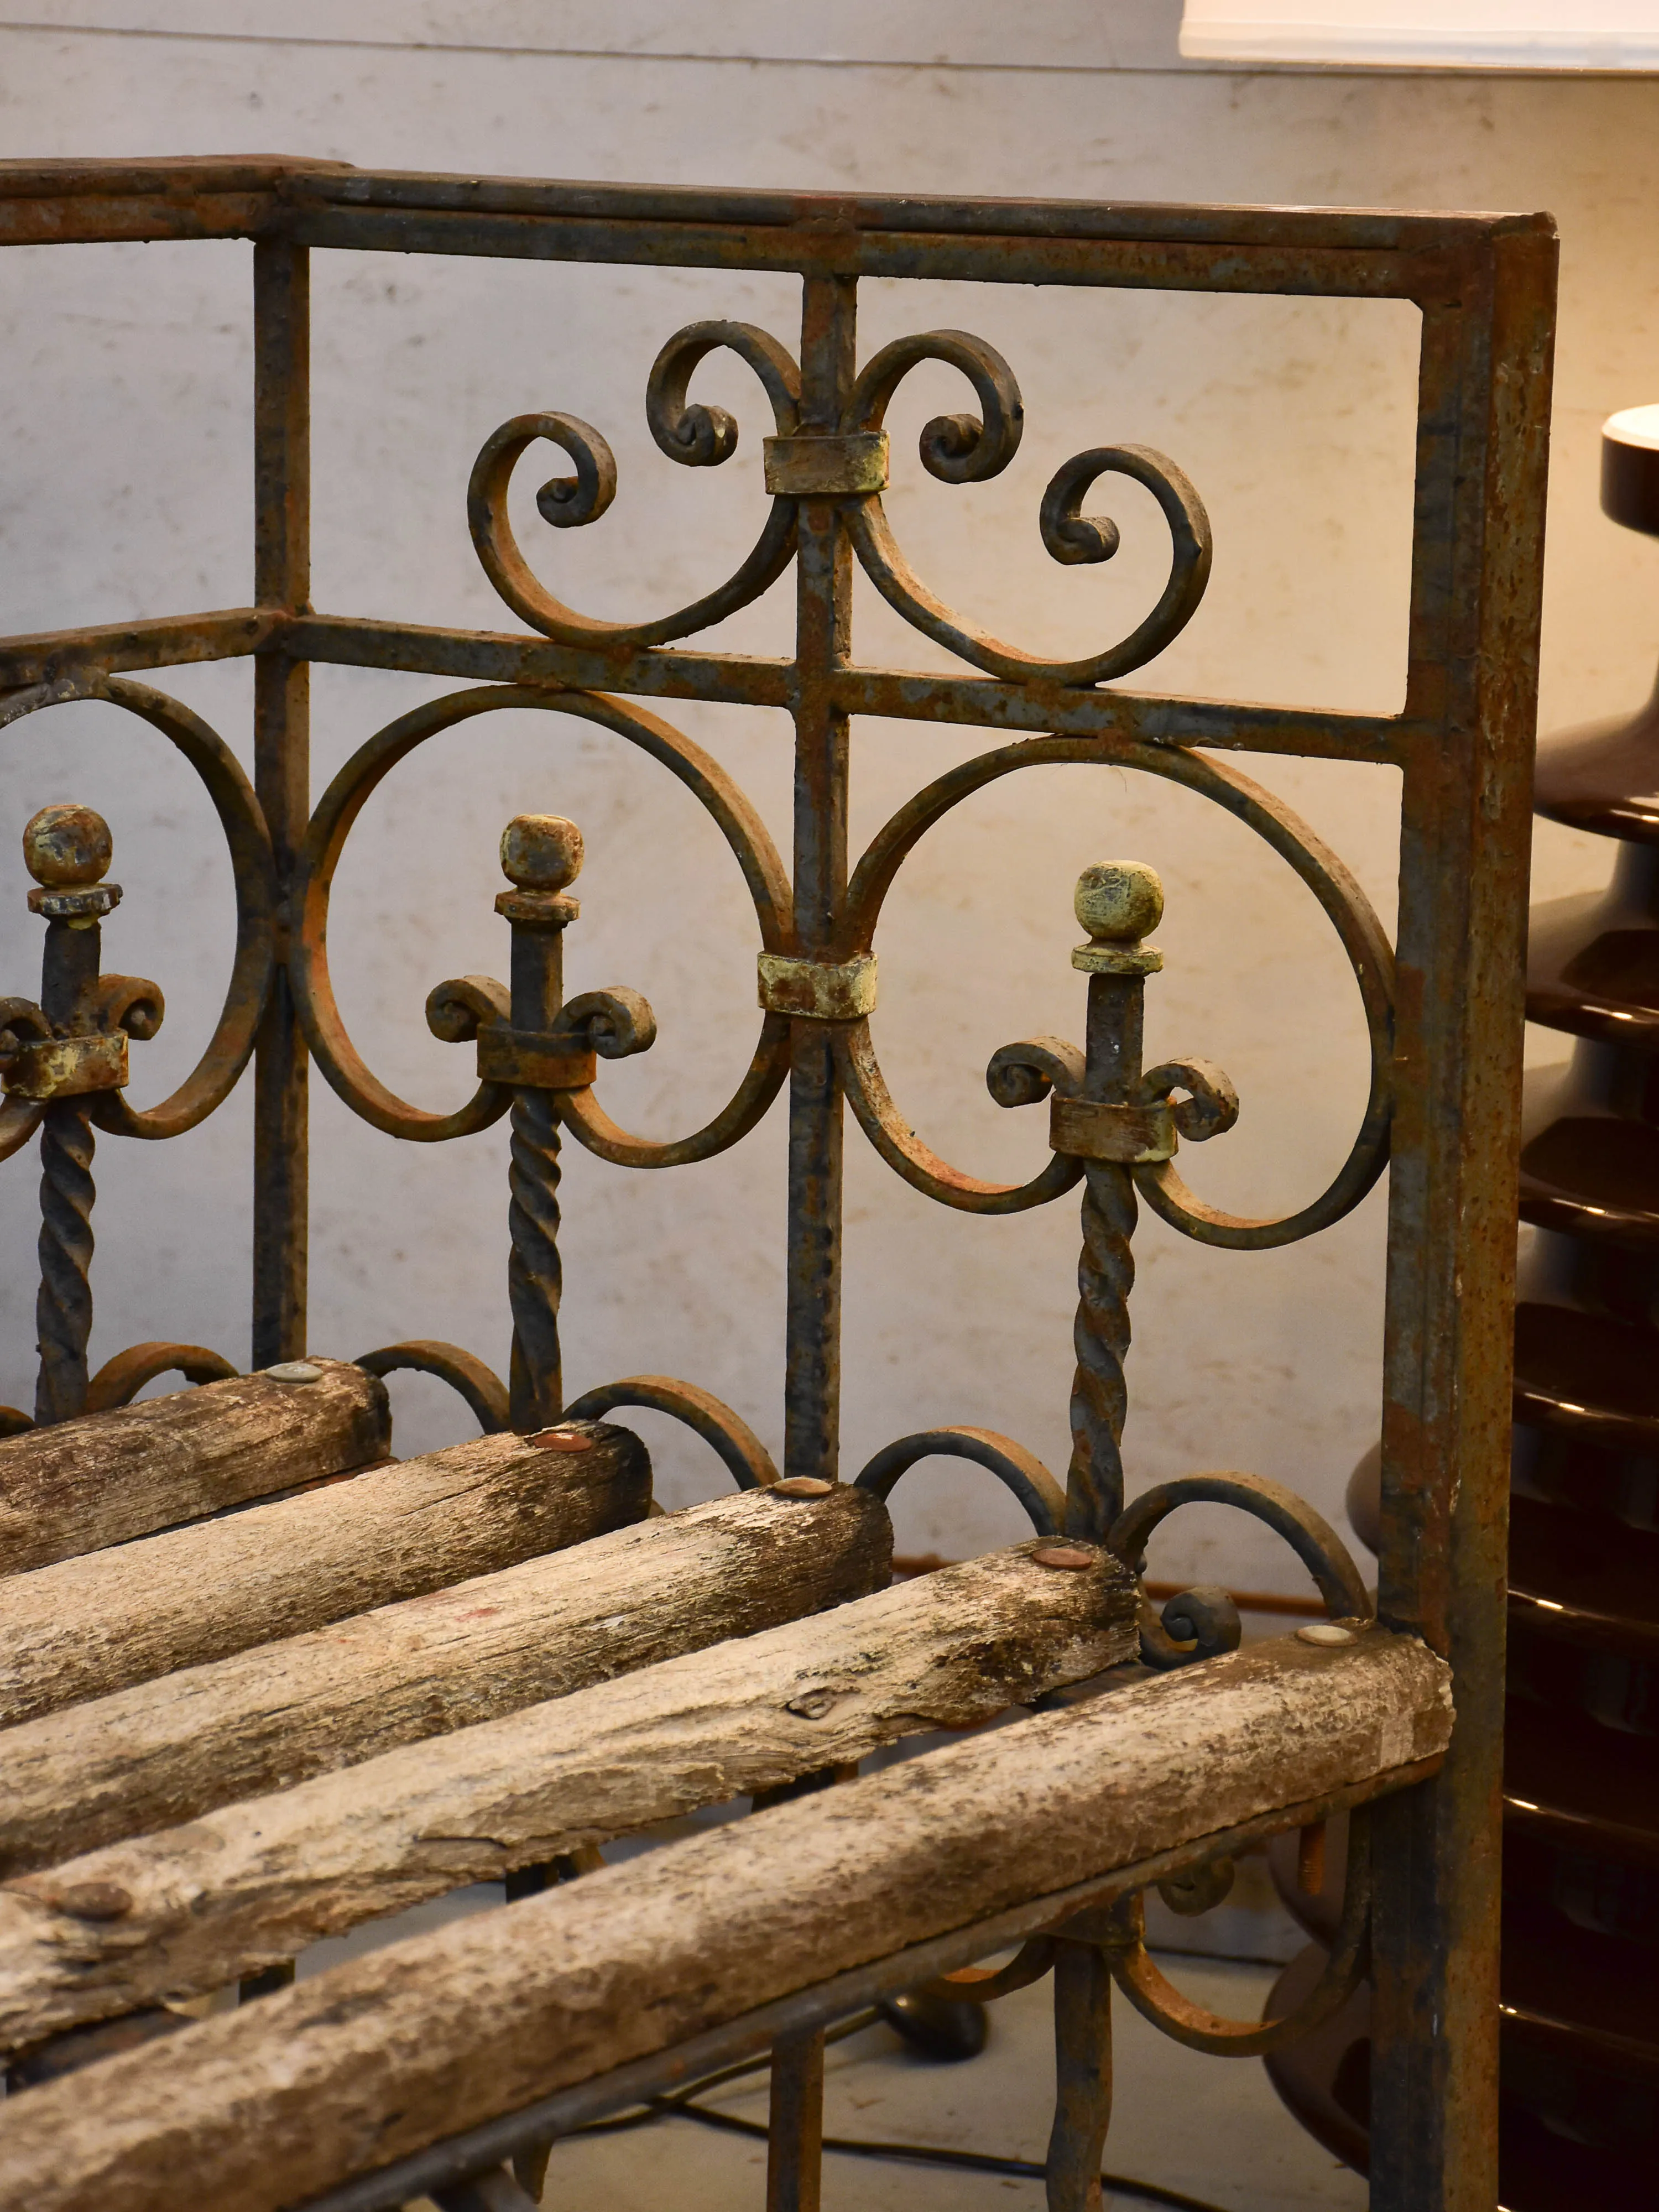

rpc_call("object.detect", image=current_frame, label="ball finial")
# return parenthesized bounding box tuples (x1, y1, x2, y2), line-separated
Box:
(23, 804, 112, 889)
(1074, 860, 1163, 945)
(500, 814, 583, 893)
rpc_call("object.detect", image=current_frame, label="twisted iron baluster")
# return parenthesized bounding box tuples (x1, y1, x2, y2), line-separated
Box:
(507, 1083, 563, 1430)
(498, 813, 583, 1435)
(1067, 1158, 1136, 1543)
(1050, 862, 1162, 2212)
(34, 1099, 96, 1426)
(15, 805, 133, 1427)
(1063, 862, 1162, 1544)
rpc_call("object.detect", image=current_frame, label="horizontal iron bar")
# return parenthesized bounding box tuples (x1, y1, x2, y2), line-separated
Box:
(0, 609, 269, 691)
(291, 1755, 1439, 2212)
(0, 604, 1412, 761)
(288, 614, 1410, 760)
(287, 206, 1453, 302)
(0, 158, 1543, 258)
(287, 171, 1534, 253)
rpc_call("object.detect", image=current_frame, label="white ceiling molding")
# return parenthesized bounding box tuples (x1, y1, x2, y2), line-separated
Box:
(1180, 1, 1659, 69)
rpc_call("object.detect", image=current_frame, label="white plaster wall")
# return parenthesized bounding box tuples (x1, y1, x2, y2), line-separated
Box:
(0, 3, 1654, 1591)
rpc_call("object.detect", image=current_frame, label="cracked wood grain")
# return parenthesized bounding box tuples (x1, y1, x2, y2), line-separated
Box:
(0, 1537, 1137, 2046)
(0, 1420, 651, 1726)
(0, 1361, 390, 1577)
(0, 1481, 890, 1877)
(0, 1630, 1451, 2212)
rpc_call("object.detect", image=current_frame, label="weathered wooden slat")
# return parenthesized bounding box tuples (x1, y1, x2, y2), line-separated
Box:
(0, 1421, 650, 1726)
(0, 1361, 390, 1577)
(0, 1482, 890, 1877)
(0, 1538, 1138, 2044)
(0, 1630, 1451, 2212)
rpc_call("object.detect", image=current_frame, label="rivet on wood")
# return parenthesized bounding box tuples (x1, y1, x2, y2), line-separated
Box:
(53, 1881, 133, 1922)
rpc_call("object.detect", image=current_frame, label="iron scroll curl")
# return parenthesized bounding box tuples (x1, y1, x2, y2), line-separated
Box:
(834, 734, 1395, 1244)
(841, 331, 1213, 687)
(289, 684, 793, 1162)
(0, 675, 277, 1154)
(854, 1426, 1066, 1536)
(467, 321, 802, 650)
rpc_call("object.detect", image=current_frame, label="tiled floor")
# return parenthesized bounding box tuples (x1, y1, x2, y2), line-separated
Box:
(421, 1958, 1367, 2212)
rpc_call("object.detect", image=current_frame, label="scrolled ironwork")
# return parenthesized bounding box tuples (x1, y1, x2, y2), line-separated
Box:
(86, 1340, 239, 1412)
(468, 321, 801, 650)
(646, 319, 801, 463)
(0, 1095, 43, 1166)
(1138, 1058, 1239, 1145)
(0, 170, 1552, 2212)
(834, 1019, 1084, 1215)
(355, 1340, 510, 1435)
(0, 676, 277, 1144)
(84, 973, 166, 1045)
(853, 1426, 1066, 1537)
(425, 977, 512, 1045)
(1155, 1854, 1237, 1920)
(840, 331, 1211, 688)
(985, 1036, 1086, 1109)
(838, 733, 1394, 1248)
(845, 328, 1024, 485)
(1110, 1469, 1371, 1670)
(1107, 1808, 1373, 2057)
(565, 1373, 778, 1490)
(291, 684, 791, 1155)
(555, 987, 657, 1061)
(908, 1934, 1061, 2008)
(1134, 1584, 1244, 1674)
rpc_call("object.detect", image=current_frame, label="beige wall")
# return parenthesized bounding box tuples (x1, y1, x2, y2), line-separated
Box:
(0, 3, 1655, 1589)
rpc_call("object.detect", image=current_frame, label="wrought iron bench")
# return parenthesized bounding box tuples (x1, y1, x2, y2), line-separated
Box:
(0, 159, 1553, 2212)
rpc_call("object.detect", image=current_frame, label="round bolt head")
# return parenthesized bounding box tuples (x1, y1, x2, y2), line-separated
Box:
(500, 813, 583, 891)
(773, 1476, 834, 1497)
(1031, 1544, 1095, 1571)
(529, 1426, 594, 1452)
(23, 804, 112, 888)
(1296, 1621, 1358, 1646)
(1074, 860, 1163, 944)
(265, 1360, 322, 1384)
(53, 1881, 132, 1922)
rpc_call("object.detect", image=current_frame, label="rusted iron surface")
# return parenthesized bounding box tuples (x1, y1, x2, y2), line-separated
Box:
(0, 160, 1553, 2212)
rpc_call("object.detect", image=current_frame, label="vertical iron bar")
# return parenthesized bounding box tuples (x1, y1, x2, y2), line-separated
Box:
(507, 916, 565, 1433)
(32, 909, 103, 1425)
(1369, 228, 1556, 2212)
(782, 273, 856, 1489)
(766, 2027, 825, 2212)
(1065, 967, 1144, 1542)
(34, 1101, 95, 1425)
(1064, 867, 1159, 1540)
(1046, 1940, 1113, 2212)
(252, 235, 311, 1369)
(1051, 870, 1157, 2205)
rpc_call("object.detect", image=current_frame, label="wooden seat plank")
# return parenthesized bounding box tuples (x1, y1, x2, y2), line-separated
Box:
(0, 1629, 1452, 2212)
(0, 1420, 649, 1725)
(0, 1481, 890, 1876)
(0, 1536, 1138, 2046)
(0, 1363, 390, 1575)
